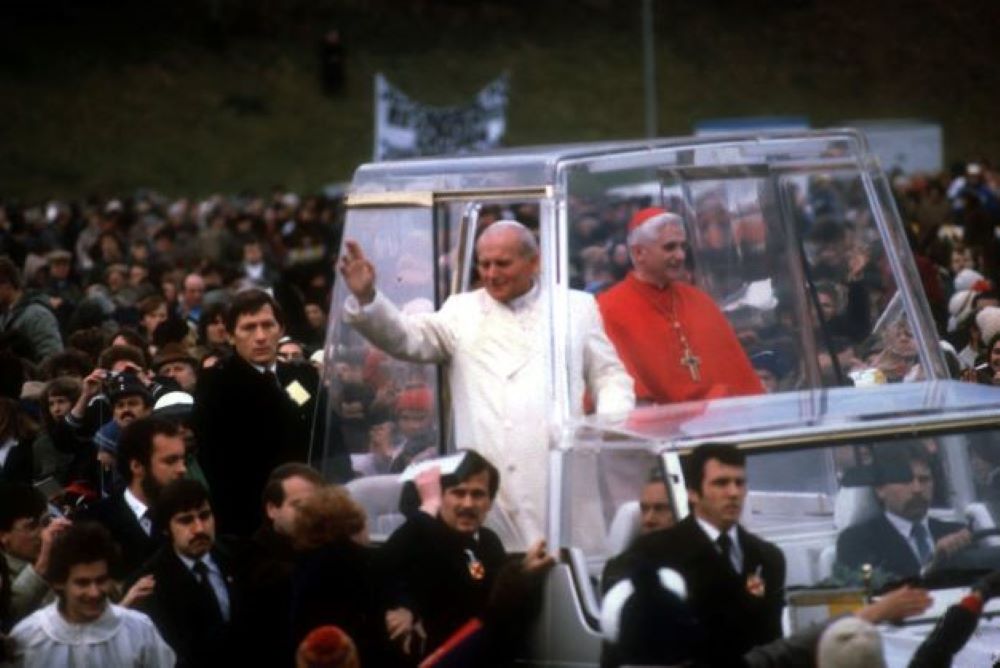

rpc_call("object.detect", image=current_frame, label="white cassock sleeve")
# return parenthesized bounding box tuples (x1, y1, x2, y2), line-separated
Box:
(577, 291, 635, 415)
(343, 291, 458, 364)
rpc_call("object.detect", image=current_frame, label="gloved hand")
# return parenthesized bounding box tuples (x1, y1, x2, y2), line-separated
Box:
(972, 570, 1000, 601)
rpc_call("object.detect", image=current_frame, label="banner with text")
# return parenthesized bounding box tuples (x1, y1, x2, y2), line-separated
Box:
(373, 73, 509, 161)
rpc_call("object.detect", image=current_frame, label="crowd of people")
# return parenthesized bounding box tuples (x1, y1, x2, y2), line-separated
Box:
(2, 154, 1000, 666)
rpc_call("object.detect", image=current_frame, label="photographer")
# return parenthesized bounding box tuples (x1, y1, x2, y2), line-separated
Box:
(50, 345, 165, 499)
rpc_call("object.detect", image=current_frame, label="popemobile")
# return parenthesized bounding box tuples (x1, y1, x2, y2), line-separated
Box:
(317, 130, 1000, 666)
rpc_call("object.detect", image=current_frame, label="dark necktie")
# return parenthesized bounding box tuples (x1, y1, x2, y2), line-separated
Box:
(717, 532, 736, 573)
(911, 522, 933, 565)
(192, 560, 224, 621)
(265, 368, 282, 391)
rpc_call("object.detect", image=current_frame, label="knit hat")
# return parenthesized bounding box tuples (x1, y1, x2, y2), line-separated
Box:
(396, 385, 433, 413)
(152, 391, 194, 421)
(94, 420, 121, 455)
(954, 268, 987, 293)
(948, 290, 976, 333)
(627, 207, 682, 235)
(816, 616, 885, 668)
(295, 625, 359, 668)
(976, 306, 1000, 344)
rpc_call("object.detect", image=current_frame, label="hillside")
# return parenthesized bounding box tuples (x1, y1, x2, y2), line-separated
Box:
(2, 0, 999, 200)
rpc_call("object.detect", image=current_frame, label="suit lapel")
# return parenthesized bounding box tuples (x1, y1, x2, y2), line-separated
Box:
(113, 495, 152, 547)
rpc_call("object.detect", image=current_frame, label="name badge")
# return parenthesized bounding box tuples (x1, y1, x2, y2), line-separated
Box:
(285, 380, 312, 406)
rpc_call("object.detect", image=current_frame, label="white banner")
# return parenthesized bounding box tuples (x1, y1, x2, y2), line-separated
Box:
(373, 72, 509, 161)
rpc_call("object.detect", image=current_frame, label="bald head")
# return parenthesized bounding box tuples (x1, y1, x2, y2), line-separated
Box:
(476, 220, 539, 259)
(182, 273, 205, 309)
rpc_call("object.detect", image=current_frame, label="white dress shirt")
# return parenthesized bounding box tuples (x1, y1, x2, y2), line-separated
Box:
(123, 488, 152, 536)
(0, 436, 16, 467)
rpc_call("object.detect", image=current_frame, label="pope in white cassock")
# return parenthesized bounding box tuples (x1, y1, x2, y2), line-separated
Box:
(339, 220, 635, 545)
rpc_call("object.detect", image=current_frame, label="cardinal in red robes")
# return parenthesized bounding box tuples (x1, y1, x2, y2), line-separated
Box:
(598, 207, 763, 404)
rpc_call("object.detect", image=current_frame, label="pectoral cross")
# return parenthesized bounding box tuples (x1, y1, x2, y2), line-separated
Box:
(680, 346, 701, 382)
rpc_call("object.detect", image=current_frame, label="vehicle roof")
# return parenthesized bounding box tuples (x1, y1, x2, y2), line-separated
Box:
(588, 380, 1000, 453)
(349, 129, 869, 193)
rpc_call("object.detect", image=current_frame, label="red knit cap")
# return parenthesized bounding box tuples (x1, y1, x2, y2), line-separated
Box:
(296, 625, 358, 668)
(628, 207, 679, 235)
(396, 385, 433, 413)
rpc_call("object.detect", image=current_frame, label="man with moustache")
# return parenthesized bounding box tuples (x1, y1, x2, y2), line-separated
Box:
(81, 417, 187, 580)
(56, 353, 159, 493)
(5, 522, 175, 667)
(379, 451, 554, 663)
(597, 208, 762, 404)
(134, 479, 243, 668)
(837, 445, 971, 580)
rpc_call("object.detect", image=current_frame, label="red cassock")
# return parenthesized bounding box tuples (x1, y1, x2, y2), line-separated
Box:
(597, 273, 763, 404)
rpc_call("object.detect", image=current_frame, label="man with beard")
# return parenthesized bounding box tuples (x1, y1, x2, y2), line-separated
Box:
(81, 417, 187, 580)
(134, 479, 243, 668)
(837, 445, 971, 580)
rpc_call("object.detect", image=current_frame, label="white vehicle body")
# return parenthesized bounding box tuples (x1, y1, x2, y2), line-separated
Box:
(320, 131, 1000, 666)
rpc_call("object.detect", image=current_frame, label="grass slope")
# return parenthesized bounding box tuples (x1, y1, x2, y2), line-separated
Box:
(2, 0, 998, 200)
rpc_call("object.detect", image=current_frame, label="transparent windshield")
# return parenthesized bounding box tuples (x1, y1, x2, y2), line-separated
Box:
(560, 134, 945, 405)
(563, 423, 1000, 605)
(321, 198, 546, 545)
(316, 207, 445, 487)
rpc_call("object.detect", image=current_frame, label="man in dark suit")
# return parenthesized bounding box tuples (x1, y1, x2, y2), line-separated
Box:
(136, 478, 243, 668)
(605, 444, 785, 664)
(837, 444, 971, 581)
(194, 289, 327, 536)
(601, 469, 675, 594)
(380, 451, 554, 664)
(241, 463, 323, 668)
(81, 416, 187, 580)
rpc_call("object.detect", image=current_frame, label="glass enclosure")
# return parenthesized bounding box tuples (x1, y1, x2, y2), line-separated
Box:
(557, 132, 946, 403)
(557, 383, 1000, 631)
(321, 131, 952, 542)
